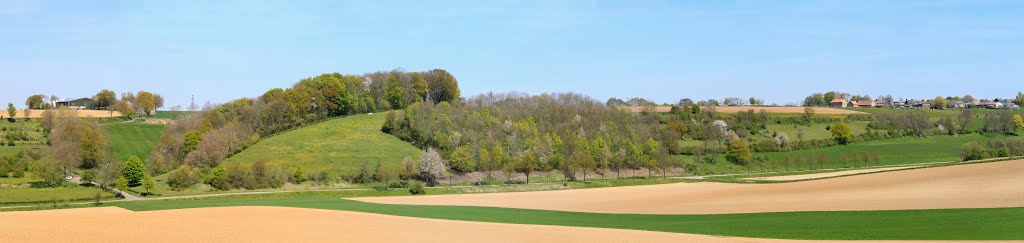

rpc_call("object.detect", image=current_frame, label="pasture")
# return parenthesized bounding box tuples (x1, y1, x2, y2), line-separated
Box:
(104, 122, 165, 162)
(221, 113, 422, 176)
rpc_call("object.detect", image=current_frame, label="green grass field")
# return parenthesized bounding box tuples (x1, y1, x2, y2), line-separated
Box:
(115, 198, 1023, 240)
(0, 185, 114, 205)
(146, 111, 195, 120)
(680, 133, 1006, 174)
(222, 113, 422, 176)
(104, 122, 165, 162)
(765, 120, 871, 140)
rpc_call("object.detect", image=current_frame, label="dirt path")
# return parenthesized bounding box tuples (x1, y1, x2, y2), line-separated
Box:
(356, 160, 1024, 214)
(0, 206, 1005, 243)
(745, 165, 920, 181)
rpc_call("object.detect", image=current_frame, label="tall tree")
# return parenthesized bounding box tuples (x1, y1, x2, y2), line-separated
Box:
(384, 75, 406, 109)
(5, 103, 14, 119)
(425, 69, 460, 103)
(1014, 114, 1024, 134)
(930, 96, 947, 109)
(957, 109, 973, 134)
(25, 94, 46, 109)
(121, 156, 147, 187)
(136, 91, 156, 116)
(93, 89, 117, 110)
(153, 94, 165, 111)
(411, 72, 429, 102)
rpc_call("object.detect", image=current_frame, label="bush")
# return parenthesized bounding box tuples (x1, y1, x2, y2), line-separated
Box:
(167, 165, 199, 191)
(960, 142, 989, 161)
(205, 167, 230, 190)
(725, 139, 752, 165)
(408, 180, 426, 195)
(290, 167, 306, 184)
(80, 169, 97, 184)
(752, 139, 781, 152)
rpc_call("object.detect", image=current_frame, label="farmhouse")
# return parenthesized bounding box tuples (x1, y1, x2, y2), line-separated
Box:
(55, 98, 96, 110)
(829, 98, 847, 107)
(849, 100, 875, 108)
(980, 101, 1003, 109)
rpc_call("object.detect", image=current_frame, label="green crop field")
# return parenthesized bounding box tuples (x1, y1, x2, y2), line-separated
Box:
(679, 133, 1006, 174)
(105, 122, 165, 162)
(116, 198, 1023, 240)
(222, 113, 422, 176)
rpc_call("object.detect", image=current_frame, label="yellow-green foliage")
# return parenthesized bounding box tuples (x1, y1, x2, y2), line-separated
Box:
(222, 113, 421, 176)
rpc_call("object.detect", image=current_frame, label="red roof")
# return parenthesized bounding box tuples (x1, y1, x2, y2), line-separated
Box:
(830, 98, 846, 103)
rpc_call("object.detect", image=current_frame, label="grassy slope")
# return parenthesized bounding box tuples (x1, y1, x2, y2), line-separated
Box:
(222, 113, 422, 175)
(104, 122, 165, 162)
(117, 198, 1023, 240)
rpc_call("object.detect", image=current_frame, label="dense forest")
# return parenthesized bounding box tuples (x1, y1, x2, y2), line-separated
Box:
(383, 92, 674, 183)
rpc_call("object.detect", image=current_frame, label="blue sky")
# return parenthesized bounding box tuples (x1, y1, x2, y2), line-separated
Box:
(1, 0, 1022, 108)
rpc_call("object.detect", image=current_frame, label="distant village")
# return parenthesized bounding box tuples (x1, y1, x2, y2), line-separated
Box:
(828, 97, 1020, 110)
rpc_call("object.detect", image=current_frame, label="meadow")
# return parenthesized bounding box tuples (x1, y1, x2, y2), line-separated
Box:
(221, 113, 422, 176)
(764, 120, 871, 140)
(104, 122, 165, 162)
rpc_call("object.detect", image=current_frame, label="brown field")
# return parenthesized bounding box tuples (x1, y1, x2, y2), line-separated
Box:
(357, 160, 1024, 214)
(0, 206, 1001, 243)
(745, 165, 920, 181)
(623, 106, 866, 114)
(0, 206, 803, 243)
(0, 109, 121, 119)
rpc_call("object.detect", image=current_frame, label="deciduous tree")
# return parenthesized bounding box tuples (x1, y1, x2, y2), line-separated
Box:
(93, 89, 117, 111)
(25, 94, 45, 109)
(121, 156, 147, 187)
(6, 103, 15, 119)
(142, 174, 156, 195)
(831, 122, 853, 145)
(136, 91, 156, 116)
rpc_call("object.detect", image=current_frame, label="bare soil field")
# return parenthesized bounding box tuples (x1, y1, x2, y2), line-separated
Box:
(0, 109, 121, 118)
(0, 206, 839, 243)
(745, 165, 920, 181)
(623, 106, 866, 114)
(357, 160, 1024, 214)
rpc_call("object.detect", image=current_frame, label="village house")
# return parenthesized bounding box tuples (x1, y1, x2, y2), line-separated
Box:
(849, 100, 875, 108)
(829, 98, 847, 107)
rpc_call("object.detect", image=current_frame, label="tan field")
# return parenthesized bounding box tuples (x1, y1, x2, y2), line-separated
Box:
(745, 165, 920, 181)
(0, 109, 121, 119)
(356, 160, 1024, 214)
(0, 206, 1002, 243)
(623, 106, 867, 114)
